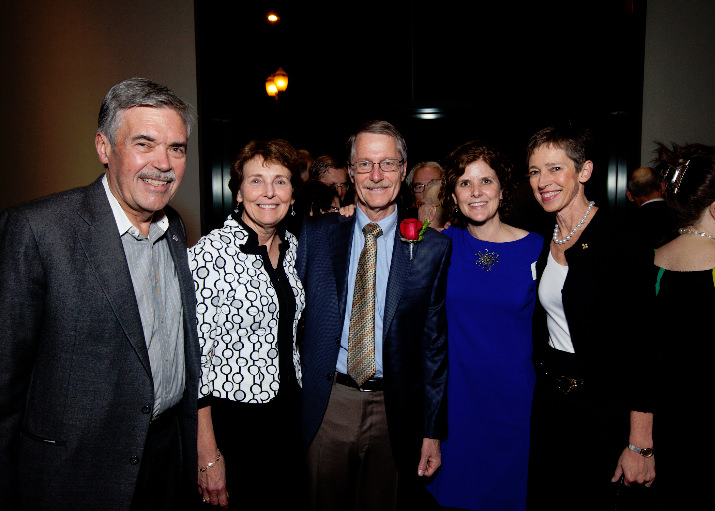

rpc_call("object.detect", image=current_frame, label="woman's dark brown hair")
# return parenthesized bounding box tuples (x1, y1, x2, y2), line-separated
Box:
(442, 141, 516, 229)
(655, 142, 715, 228)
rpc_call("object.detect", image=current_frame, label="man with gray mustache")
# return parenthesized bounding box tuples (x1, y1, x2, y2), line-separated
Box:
(298, 120, 451, 510)
(0, 77, 200, 510)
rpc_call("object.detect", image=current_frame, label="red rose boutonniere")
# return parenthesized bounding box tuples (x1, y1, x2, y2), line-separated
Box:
(399, 218, 430, 260)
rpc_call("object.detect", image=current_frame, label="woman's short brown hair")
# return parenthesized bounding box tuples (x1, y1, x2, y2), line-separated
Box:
(526, 125, 592, 173)
(228, 139, 301, 202)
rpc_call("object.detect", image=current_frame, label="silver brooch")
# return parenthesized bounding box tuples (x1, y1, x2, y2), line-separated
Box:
(475, 249, 499, 271)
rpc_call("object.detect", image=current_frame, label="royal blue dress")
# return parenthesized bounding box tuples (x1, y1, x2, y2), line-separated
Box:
(428, 226, 543, 511)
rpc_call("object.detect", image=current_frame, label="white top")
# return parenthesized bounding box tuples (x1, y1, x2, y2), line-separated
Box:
(539, 250, 575, 353)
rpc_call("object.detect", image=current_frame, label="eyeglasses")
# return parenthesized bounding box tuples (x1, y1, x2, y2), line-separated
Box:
(350, 159, 404, 174)
(413, 179, 442, 194)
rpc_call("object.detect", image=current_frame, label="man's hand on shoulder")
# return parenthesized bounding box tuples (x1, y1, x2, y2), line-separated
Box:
(338, 204, 356, 217)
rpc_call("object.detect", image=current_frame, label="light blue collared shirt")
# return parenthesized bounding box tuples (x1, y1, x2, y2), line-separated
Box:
(337, 206, 398, 378)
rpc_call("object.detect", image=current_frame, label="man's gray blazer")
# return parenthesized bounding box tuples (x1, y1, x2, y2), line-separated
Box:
(0, 176, 200, 509)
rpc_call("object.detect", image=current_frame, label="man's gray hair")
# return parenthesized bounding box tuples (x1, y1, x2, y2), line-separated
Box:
(346, 120, 407, 165)
(406, 161, 443, 187)
(97, 77, 196, 146)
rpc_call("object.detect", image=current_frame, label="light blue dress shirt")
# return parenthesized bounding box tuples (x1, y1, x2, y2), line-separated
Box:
(336, 206, 397, 378)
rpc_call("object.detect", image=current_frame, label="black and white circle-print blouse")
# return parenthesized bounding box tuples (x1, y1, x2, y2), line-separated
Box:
(188, 214, 305, 403)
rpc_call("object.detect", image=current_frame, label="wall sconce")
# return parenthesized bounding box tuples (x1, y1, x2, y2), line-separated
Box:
(265, 67, 288, 99)
(273, 67, 288, 91)
(266, 75, 278, 97)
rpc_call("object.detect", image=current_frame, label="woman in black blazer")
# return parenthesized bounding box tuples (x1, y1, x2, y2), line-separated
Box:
(524, 126, 656, 511)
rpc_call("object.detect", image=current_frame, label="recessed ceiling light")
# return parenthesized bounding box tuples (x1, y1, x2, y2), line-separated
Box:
(414, 108, 444, 119)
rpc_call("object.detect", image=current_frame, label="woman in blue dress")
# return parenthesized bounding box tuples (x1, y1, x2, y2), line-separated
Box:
(428, 141, 542, 511)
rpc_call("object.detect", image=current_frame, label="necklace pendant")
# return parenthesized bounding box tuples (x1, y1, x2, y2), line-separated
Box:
(475, 249, 499, 271)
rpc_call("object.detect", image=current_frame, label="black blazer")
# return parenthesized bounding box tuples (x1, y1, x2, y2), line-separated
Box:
(296, 212, 451, 474)
(0, 176, 200, 510)
(532, 210, 656, 412)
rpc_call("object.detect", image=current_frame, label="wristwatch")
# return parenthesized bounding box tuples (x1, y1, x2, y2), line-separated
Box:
(628, 443, 654, 458)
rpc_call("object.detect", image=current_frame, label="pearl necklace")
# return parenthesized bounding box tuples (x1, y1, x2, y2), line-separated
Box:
(679, 227, 715, 241)
(553, 201, 595, 245)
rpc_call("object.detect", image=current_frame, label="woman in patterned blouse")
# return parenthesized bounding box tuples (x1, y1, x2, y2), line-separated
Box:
(189, 139, 306, 509)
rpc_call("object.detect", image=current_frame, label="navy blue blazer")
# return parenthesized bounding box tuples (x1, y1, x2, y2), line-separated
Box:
(297, 212, 451, 473)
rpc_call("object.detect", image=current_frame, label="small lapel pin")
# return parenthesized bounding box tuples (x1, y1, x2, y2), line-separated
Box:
(172, 234, 179, 242)
(581, 243, 588, 250)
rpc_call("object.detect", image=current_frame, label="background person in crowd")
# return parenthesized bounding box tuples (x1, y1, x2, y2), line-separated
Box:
(525, 125, 655, 510)
(288, 179, 341, 237)
(308, 154, 351, 205)
(426, 141, 543, 511)
(407, 161, 444, 208)
(417, 179, 449, 231)
(295, 179, 341, 216)
(626, 165, 676, 248)
(297, 120, 451, 511)
(0, 77, 200, 511)
(297, 148, 314, 183)
(649, 142, 715, 509)
(189, 139, 306, 509)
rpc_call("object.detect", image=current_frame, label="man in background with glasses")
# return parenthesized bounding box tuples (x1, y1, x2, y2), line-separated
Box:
(407, 161, 444, 209)
(309, 154, 352, 205)
(297, 120, 451, 510)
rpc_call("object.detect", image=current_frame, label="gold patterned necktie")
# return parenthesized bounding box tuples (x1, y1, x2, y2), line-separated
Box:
(347, 222, 383, 386)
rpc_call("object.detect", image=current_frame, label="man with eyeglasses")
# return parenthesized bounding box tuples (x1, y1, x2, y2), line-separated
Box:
(308, 155, 351, 204)
(408, 161, 444, 208)
(297, 120, 451, 510)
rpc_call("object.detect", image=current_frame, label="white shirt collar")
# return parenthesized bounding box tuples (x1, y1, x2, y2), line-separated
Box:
(102, 174, 169, 236)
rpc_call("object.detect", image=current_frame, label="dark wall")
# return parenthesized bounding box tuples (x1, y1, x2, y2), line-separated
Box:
(195, 1, 646, 233)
